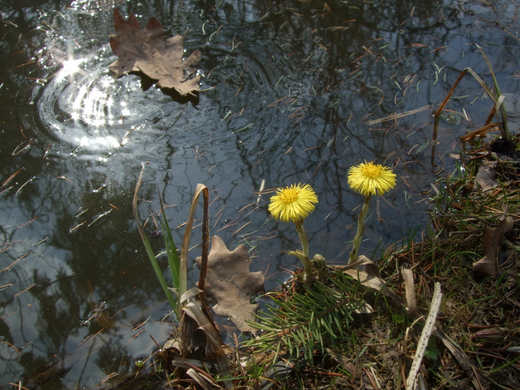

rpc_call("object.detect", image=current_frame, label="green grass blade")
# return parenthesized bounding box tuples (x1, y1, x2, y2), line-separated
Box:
(133, 163, 179, 318)
(158, 190, 180, 297)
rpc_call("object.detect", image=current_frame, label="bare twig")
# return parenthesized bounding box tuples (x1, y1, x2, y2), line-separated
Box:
(406, 282, 442, 390)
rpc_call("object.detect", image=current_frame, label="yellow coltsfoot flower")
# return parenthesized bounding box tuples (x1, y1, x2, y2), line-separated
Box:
(347, 161, 397, 196)
(268, 183, 318, 223)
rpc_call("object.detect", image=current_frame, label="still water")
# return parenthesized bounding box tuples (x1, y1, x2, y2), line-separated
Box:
(1, 0, 519, 387)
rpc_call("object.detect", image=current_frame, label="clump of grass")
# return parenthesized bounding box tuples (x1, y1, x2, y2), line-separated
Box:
(378, 140, 520, 388)
(132, 164, 233, 387)
(133, 164, 182, 318)
(433, 44, 511, 142)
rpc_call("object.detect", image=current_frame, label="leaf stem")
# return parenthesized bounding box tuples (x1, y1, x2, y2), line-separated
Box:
(349, 195, 371, 264)
(294, 218, 314, 280)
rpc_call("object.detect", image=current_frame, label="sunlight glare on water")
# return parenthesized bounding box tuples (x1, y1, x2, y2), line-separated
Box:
(35, 25, 173, 154)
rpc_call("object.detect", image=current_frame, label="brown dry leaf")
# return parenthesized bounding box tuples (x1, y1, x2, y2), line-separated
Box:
(196, 236, 264, 332)
(473, 216, 514, 277)
(179, 300, 233, 389)
(401, 268, 417, 317)
(339, 255, 405, 306)
(475, 164, 497, 192)
(109, 9, 201, 96)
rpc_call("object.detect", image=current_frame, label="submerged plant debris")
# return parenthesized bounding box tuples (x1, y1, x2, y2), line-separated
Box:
(109, 9, 201, 96)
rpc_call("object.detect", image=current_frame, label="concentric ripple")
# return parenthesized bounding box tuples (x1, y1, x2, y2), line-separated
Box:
(36, 49, 171, 153)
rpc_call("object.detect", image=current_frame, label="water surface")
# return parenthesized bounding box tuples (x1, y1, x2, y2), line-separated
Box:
(1, 0, 519, 387)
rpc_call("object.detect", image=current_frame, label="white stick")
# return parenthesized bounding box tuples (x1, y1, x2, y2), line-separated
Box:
(256, 179, 265, 205)
(406, 282, 443, 390)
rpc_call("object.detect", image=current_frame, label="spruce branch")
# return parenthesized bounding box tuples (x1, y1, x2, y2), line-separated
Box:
(245, 271, 368, 362)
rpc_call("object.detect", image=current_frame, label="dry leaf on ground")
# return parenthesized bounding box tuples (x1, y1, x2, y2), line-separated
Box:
(401, 268, 417, 317)
(475, 164, 497, 192)
(109, 9, 201, 96)
(196, 236, 264, 332)
(473, 216, 514, 277)
(338, 255, 405, 306)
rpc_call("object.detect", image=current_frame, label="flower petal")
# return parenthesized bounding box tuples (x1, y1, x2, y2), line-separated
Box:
(268, 183, 318, 222)
(347, 161, 397, 196)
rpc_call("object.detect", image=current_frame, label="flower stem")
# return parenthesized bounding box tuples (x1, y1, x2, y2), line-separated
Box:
(349, 195, 371, 264)
(294, 218, 313, 280)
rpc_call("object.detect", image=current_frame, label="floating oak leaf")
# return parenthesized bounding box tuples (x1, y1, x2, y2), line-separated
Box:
(196, 236, 264, 332)
(473, 216, 514, 277)
(109, 9, 201, 96)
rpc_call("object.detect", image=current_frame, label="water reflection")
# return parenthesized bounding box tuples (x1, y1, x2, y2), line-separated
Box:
(34, 41, 172, 152)
(0, 0, 519, 388)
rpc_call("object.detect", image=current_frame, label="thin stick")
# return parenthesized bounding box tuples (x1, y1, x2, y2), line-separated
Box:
(2, 167, 24, 188)
(365, 105, 431, 125)
(256, 179, 265, 205)
(406, 282, 442, 390)
(180, 183, 209, 294)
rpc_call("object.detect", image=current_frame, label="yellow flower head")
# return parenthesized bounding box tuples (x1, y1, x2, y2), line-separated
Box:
(268, 183, 318, 223)
(348, 161, 397, 196)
